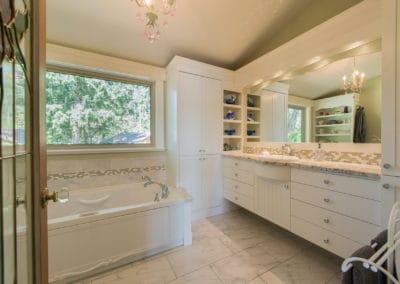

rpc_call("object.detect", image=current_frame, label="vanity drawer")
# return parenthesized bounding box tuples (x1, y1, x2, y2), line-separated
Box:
(224, 188, 254, 212)
(291, 216, 362, 258)
(291, 199, 380, 245)
(223, 157, 254, 171)
(223, 167, 254, 185)
(224, 177, 255, 198)
(291, 168, 381, 201)
(291, 182, 381, 225)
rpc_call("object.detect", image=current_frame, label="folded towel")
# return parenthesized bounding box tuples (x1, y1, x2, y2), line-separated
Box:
(371, 230, 387, 251)
(342, 246, 377, 284)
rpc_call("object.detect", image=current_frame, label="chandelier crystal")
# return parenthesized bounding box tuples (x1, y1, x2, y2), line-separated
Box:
(342, 57, 365, 94)
(133, 0, 177, 43)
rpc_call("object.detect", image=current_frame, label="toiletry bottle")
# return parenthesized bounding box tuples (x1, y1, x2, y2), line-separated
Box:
(314, 143, 324, 161)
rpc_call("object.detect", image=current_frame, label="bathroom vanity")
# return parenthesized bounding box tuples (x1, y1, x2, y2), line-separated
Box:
(222, 154, 381, 258)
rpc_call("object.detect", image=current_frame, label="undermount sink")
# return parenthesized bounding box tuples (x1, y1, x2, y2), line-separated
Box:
(259, 154, 300, 162)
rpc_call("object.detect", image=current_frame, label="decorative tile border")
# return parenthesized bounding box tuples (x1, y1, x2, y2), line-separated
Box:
(243, 146, 381, 166)
(48, 165, 166, 181)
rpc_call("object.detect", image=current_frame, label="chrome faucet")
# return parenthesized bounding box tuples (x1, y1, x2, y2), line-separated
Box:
(282, 143, 292, 156)
(142, 176, 169, 199)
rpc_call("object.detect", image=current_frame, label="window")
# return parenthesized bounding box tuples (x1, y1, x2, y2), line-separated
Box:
(287, 105, 306, 143)
(46, 67, 154, 147)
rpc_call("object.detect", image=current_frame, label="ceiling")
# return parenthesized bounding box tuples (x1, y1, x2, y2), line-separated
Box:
(47, 0, 316, 69)
(282, 52, 382, 99)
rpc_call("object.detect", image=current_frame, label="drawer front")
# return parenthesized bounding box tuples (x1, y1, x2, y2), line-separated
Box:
(291, 168, 381, 201)
(224, 188, 254, 212)
(291, 199, 380, 245)
(291, 182, 381, 226)
(223, 157, 254, 171)
(224, 177, 255, 198)
(223, 167, 254, 185)
(291, 216, 362, 258)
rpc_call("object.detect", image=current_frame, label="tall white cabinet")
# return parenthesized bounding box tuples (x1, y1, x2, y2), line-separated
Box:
(167, 57, 232, 219)
(381, 0, 400, 226)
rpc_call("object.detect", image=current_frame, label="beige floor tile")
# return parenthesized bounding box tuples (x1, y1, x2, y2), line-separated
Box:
(168, 266, 222, 284)
(106, 256, 176, 284)
(260, 247, 341, 284)
(211, 242, 280, 283)
(167, 237, 233, 277)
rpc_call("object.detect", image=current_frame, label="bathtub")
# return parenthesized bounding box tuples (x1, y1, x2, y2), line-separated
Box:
(17, 182, 192, 283)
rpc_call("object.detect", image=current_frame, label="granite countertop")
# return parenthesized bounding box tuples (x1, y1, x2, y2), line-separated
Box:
(223, 151, 381, 180)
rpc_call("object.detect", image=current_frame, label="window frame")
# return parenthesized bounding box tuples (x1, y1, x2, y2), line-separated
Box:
(288, 104, 306, 143)
(45, 65, 157, 153)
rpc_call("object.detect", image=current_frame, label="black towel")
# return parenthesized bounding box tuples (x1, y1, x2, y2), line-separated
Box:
(371, 230, 387, 251)
(353, 107, 366, 143)
(342, 246, 377, 284)
(370, 230, 394, 284)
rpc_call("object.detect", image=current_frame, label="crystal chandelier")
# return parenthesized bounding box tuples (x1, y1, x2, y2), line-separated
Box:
(133, 0, 177, 43)
(342, 57, 365, 94)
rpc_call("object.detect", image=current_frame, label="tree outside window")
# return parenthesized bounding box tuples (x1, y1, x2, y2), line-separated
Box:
(287, 105, 305, 143)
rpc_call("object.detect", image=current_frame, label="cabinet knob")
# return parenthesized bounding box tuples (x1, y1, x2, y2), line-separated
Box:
(234, 173, 238, 177)
(234, 185, 238, 189)
(383, 163, 391, 169)
(234, 162, 238, 166)
(382, 184, 390, 189)
(284, 184, 289, 190)
(323, 218, 330, 224)
(234, 196, 238, 201)
(323, 198, 330, 203)
(323, 179, 330, 185)
(323, 238, 330, 244)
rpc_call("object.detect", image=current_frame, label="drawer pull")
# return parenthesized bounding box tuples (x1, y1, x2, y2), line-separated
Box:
(284, 184, 289, 190)
(383, 163, 391, 169)
(234, 185, 238, 189)
(234, 162, 238, 166)
(234, 173, 238, 177)
(383, 184, 390, 189)
(323, 238, 330, 244)
(323, 198, 330, 203)
(323, 218, 330, 224)
(234, 196, 238, 201)
(323, 179, 330, 185)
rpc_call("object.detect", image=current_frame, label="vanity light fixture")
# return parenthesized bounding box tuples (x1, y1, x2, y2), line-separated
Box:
(133, 0, 177, 43)
(342, 57, 365, 94)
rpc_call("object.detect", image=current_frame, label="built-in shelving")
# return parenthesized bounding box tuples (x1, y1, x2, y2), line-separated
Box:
(223, 90, 243, 151)
(313, 93, 359, 143)
(245, 93, 261, 142)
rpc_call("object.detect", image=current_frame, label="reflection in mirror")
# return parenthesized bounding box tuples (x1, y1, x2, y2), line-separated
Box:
(250, 41, 381, 144)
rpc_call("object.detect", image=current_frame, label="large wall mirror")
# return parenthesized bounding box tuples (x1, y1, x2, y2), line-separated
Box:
(245, 39, 381, 144)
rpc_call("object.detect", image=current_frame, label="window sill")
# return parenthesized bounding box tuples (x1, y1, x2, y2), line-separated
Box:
(47, 147, 166, 156)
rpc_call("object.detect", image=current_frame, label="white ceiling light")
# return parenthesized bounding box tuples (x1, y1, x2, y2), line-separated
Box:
(133, 0, 177, 43)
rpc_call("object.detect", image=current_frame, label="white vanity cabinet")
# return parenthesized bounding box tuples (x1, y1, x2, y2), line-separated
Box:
(290, 168, 381, 258)
(255, 164, 291, 230)
(222, 157, 256, 212)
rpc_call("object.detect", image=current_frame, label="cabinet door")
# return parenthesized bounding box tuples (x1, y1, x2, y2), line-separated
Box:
(382, 0, 400, 177)
(178, 72, 204, 156)
(179, 157, 204, 211)
(257, 178, 290, 230)
(203, 78, 223, 154)
(203, 155, 223, 208)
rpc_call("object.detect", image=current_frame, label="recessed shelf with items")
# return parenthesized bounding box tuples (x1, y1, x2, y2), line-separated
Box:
(245, 93, 261, 142)
(314, 93, 359, 143)
(223, 90, 243, 151)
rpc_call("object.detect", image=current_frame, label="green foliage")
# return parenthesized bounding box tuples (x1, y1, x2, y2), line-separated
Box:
(46, 71, 151, 145)
(287, 107, 303, 143)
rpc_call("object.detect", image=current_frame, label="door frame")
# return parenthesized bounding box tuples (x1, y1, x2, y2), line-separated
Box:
(31, 0, 48, 283)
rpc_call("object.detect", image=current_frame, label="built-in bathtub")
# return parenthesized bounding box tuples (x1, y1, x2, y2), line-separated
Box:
(17, 182, 192, 283)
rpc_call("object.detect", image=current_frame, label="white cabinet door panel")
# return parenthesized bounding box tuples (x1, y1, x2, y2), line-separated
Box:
(179, 157, 204, 211)
(178, 72, 203, 156)
(204, 78, 223, 155)
(204, 155, 223, 208)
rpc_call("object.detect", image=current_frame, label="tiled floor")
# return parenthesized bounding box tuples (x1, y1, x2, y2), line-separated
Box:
(76, 209, 343, 284)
